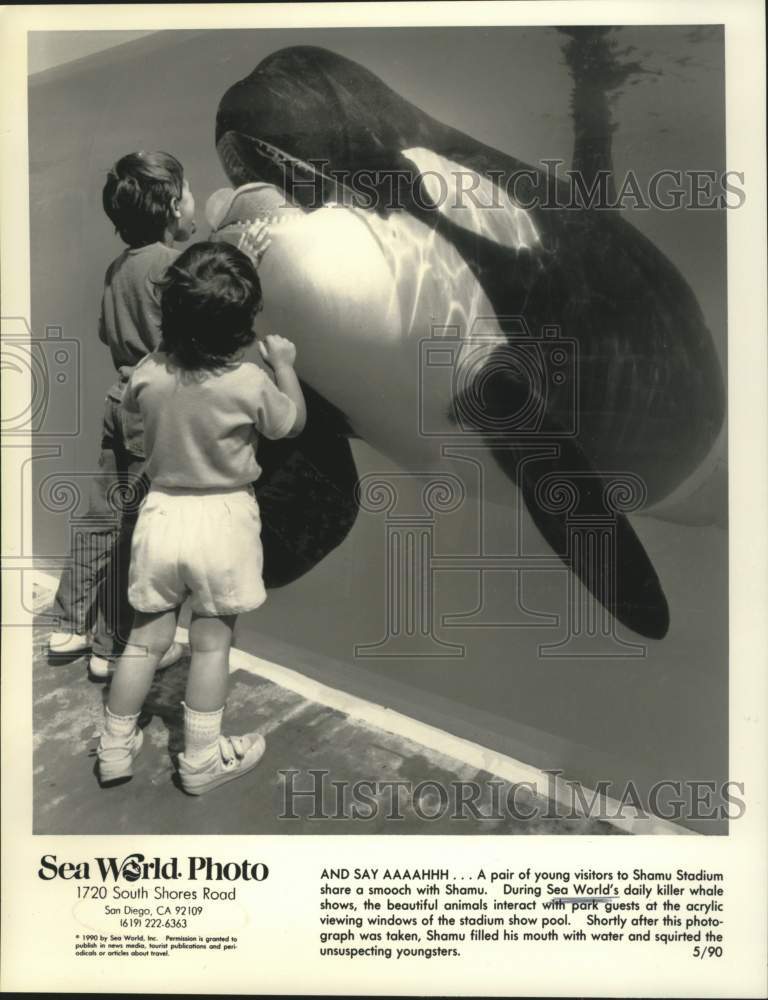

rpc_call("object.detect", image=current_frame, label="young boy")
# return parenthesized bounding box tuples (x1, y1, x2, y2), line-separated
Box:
(97, 241, 306, 793)
(47, 151, 268, 678)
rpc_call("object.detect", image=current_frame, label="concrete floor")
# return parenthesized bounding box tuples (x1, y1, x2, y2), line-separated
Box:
(34, 617, 623, 837)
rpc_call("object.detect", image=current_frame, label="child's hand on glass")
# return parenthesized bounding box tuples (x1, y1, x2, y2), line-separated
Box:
(237, 219, 272, 266)
(258, 333, 297, 370)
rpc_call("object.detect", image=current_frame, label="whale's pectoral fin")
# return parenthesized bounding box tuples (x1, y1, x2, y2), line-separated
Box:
(454, 373, 670, 640)
(254, 384, 359, 588)
(506, 445, 670, 640)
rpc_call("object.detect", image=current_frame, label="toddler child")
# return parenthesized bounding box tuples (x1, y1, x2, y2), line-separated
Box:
(47, 150, 268, 678)
(97, 241, 306, 793)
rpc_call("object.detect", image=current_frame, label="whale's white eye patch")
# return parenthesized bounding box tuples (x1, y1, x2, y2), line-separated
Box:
(205, 188, 236, 230)
(401, 147, 540, 251)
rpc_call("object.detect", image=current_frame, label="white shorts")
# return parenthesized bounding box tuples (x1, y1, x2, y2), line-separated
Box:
(128, 486, 267, 616)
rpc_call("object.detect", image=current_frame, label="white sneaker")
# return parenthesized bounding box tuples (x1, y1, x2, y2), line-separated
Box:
(178, 733, 266, 795)
(97, 726, 144, 784)
(89, 641, 187, 680)
(49, 631, 91, 655)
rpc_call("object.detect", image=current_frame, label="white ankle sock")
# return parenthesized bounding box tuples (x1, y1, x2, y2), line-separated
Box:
(183, 703, 224, 760)
(104, 706, 140, 739)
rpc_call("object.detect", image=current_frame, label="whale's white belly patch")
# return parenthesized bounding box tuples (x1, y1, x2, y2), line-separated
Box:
(248, 202, 503, 469)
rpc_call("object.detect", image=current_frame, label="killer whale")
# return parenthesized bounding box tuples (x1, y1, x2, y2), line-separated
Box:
(213, 46, 726, 640)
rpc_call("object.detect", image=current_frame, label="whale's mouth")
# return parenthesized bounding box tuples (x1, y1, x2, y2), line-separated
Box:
(218, 130, 348, 209)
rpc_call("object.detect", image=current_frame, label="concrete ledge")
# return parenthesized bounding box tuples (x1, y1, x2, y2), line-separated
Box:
(32, 568, 691, 836)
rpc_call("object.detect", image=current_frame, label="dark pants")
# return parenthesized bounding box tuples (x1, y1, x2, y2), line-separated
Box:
(51, 394, 148, 658)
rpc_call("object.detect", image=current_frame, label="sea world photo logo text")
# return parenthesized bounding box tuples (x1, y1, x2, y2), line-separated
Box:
(37, 854, 269, 882)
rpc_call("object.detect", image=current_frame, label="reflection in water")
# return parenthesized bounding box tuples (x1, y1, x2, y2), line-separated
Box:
(558, 27, 656, 201)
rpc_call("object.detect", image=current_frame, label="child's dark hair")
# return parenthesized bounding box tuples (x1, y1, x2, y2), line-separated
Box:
(103, 151, 184, 247)
(160, 242, 261, 370)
